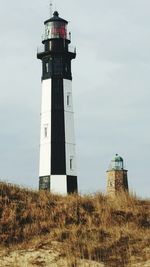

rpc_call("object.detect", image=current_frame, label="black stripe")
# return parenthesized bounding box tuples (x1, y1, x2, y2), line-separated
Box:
(51, 78, 66, 174)
(67, 176, 78, 193)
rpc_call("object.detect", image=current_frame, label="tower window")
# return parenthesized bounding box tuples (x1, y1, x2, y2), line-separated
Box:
(70, 157, 73, 170)
(67, 93, 71, 107)
(65, 65, 68, 72)
(46, 63, 49, 73)
(64, 62, 71, 75)
(44, 124, 48, 138)
(49, 41, 52, 50)
(67, 95, 70, 106)
(109, 180, 115, 187)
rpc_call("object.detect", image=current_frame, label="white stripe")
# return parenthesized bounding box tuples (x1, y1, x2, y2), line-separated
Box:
(39, 79, 51, 177)
(51, 175, 67, 195)
(63, 79, 77, 176)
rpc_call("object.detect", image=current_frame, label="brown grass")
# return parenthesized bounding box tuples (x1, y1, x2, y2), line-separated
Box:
(0, 182, 150, 267)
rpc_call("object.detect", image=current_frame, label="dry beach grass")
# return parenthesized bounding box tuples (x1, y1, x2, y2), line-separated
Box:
(0, 182, 150, 266)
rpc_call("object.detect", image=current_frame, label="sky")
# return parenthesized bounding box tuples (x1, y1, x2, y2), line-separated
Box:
(0, 0, 150, 197)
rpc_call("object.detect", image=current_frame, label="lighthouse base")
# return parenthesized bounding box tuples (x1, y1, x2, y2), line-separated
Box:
(39, 175, 78, 195)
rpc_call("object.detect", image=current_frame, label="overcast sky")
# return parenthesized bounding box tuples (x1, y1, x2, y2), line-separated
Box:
(0, 0, 150, 197)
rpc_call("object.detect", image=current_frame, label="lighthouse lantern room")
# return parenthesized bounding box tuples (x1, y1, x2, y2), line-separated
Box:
(37, 11, 78, 194)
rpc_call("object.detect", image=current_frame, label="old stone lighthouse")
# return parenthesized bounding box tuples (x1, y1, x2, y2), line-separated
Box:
(106, 154, 129, 196)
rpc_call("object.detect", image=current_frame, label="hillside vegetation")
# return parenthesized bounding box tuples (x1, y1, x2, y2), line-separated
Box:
(0, 182, 150, 267)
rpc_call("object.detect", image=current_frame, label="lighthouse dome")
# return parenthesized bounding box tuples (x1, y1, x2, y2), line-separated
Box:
(113, 154, 123, 162)
(44, 11, 68, 24)
(109, 154, 124, 170)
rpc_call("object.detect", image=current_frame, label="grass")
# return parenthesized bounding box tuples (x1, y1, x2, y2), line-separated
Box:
(0, 181, 150, 266)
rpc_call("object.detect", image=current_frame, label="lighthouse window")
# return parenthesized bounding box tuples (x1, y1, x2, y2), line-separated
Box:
(49, 41, 52, 50)
(44, 124, 48, 138)
(46, 63, 49, 73)
(109, 181, 115, 187)
(64, 62, 71, 75)
(70, 157, 73, 170)
(67, 94, 71, 107)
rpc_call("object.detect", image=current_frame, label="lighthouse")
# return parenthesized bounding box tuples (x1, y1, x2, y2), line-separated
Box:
(37, 11, 78, 194)
(106, 154, 129, 197)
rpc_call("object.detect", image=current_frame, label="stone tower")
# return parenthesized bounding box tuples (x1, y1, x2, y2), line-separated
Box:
(106, 154, 129, 197)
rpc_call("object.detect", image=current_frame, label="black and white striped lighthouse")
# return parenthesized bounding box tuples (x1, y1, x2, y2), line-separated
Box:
(37, 11, 78, 194)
